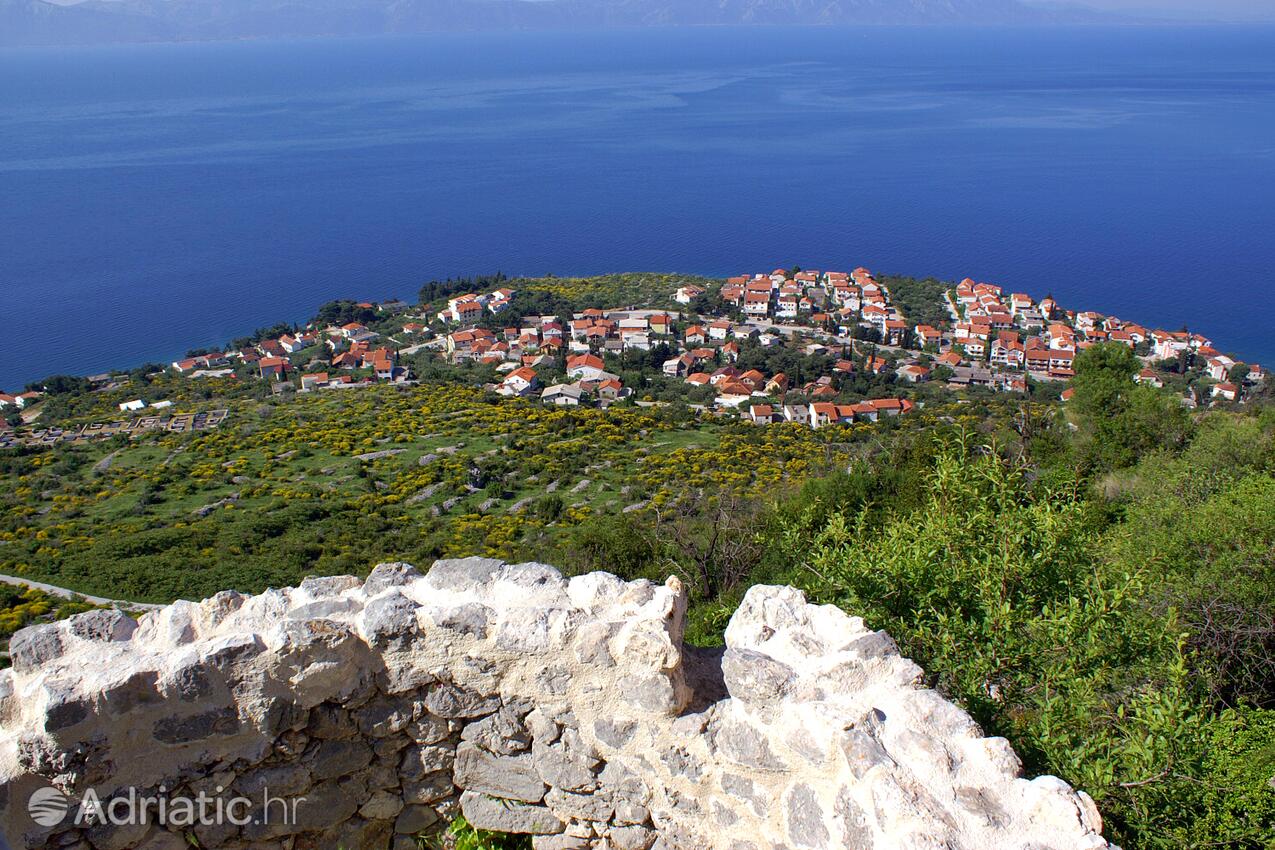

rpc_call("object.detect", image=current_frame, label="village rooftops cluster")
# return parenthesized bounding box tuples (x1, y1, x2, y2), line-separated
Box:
(747, 397, 915, 426)
(453, 319, 646, 405)
(443, 288, 918, 425)
(8, 265, 1262, 449)
(939, 279, 1264, 405)
(141, 265, 1260, 421)
(447, 308, 674, 363)
(719, 267, 911, 343)
(166, 311, 415, 391)
(436, 288, 518, 323)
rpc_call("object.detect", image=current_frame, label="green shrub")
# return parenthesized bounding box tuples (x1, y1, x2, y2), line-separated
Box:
(434, 817, 531, 850)
(1185, 708, 1275, 847)
(795, 437, 1226, 849)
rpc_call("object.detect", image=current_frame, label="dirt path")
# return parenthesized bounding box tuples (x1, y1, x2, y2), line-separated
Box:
(0, 574, 164, 610)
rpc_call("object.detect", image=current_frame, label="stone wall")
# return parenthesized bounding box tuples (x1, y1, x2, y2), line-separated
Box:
(0, 559, 1112, 850)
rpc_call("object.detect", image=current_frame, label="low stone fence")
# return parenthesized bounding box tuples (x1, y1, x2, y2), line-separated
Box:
(0, 559, 1111, 850)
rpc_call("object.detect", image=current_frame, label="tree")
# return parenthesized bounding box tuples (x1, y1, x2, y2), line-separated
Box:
(418, 273, 506, 307)
(1070, 343, 1139, 418)
(313, 300, 376, 328)
(637, 488, 766, 600)
(1071, 343, 1191, 471)
(1108, 417, 1275, 709)
(26, 374, 89, 395)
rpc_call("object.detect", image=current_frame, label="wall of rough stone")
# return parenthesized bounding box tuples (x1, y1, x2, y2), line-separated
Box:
(0, 559, 1112, 850)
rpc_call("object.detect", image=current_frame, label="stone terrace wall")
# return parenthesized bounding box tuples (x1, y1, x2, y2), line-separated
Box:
(0, 559, 1112, 850)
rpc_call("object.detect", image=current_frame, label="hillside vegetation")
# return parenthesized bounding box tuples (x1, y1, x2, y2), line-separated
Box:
(1, 378, 909, 601)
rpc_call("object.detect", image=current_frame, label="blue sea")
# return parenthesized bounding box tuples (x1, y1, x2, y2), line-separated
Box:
(2, 26, 1274, 389)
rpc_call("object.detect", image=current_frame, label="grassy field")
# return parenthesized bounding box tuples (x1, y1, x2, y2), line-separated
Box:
(0, 381, 882, 603)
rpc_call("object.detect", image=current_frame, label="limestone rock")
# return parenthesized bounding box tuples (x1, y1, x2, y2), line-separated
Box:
(394, 804, 440, 833)
(9, 623, 65, 673)
(460, 791, 564, 835)
(0, 566, 1114, 850)
(721, 648, 794, 706)
(66, 609, 138, 643)
(454, 742, 547, 802)
(309, 738, 373, 780)
(785, 783, 829, 849)
(461, 706, 532, 755)
(364, 562, 425, 596)
(609, 825, 657, 850)
(424, 557, 505, 591)
(360, 591, 421, 647)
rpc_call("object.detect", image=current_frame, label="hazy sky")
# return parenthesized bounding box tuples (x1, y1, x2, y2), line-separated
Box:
(45, 0, 1275, 20)
(1061, 0, 1275, 20)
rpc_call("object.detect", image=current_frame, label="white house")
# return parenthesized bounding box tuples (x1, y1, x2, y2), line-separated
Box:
(776, 292, 800, 318)
(674, 285, 705, 305)
(622, 332, 652, 351)
(1134, 368, 1163, 388)
(743, 292, 770, 318)
(499, 367, 539, 397)
(1152, 331, 1191, 361)
(896, 364, 930, 383)
(663, 353, 695, 377)
(1206, 356, 1235, 382)
(566, 354, 608, 381)
(279, 333, 316, 354)
(541, 384, 583, 406)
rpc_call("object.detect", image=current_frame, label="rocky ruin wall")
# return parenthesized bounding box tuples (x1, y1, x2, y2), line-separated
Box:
(0, 559, 1111, 850)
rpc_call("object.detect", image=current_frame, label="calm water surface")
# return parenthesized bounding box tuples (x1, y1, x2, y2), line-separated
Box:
(1, 26, 1273, 387)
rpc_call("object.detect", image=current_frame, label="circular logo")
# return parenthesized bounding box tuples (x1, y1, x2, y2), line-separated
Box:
(27, 787, 69, 827)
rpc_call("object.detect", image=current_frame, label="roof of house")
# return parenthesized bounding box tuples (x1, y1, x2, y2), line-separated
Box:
(542, 384, 582, 399)
(567, 354, 605, 371)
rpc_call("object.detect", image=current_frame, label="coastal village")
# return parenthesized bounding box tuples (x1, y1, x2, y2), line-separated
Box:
(1, 266, 1266, 446)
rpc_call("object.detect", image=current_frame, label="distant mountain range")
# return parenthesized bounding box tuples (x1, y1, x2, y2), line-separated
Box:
(0, 0, 1115, 47)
